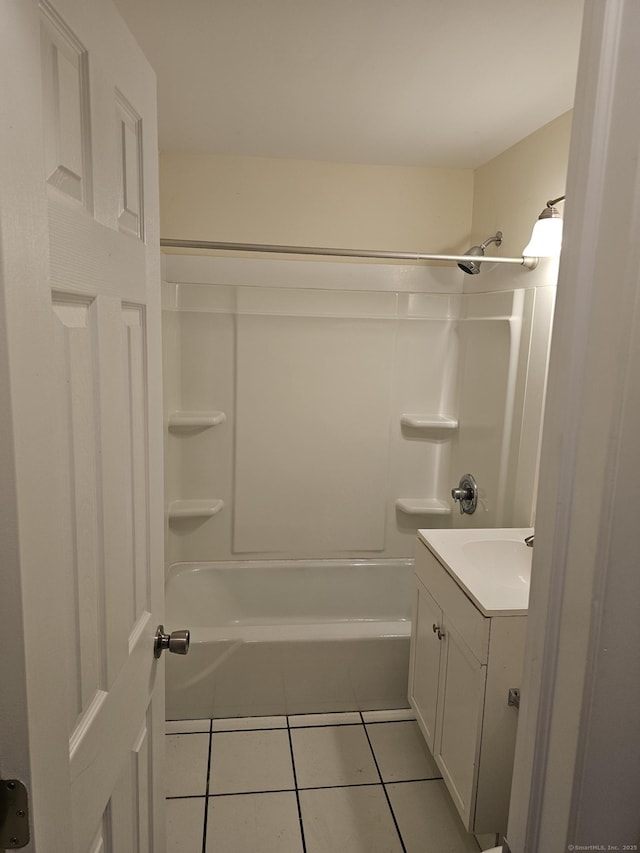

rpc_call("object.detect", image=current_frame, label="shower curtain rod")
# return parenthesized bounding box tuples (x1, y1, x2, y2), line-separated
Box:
(160, 238, 538, 268)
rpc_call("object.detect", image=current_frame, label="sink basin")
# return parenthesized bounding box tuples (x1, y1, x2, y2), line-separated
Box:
(417, 527, 534, 615)
(461, 539, 531, 587)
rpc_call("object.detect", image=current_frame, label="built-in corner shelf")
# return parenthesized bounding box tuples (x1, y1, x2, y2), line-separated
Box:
(400, 414, 458, 430)
(168, 499, 224, 521)
(168, 411, 226, 431)
(395, 498, 452, 516)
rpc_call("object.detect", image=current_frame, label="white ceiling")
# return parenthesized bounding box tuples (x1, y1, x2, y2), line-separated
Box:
(113, 0, 584, 169)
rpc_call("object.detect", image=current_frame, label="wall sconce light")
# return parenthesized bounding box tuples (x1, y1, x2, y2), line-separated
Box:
(523, 195, 565, 259)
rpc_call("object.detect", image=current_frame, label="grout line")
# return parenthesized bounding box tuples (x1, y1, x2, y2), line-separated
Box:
(211, 725, 288, 734)
(296, 781, 392, 791)
(287, 722, 363, 730)
(204, 777, 442, 797)
(360, 712, 407, 853)
(185, 776, 442, 800)
(166, 794, 208, 801)
(286, 716, 307, 853)
(166, 730, 212, 735)
(201, 719, 213, 853)
(208, 787, 298, 797)
(380, 775, 443, 784)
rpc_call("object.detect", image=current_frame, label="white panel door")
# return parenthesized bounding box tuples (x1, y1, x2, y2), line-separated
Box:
(0, 1, 165, 850)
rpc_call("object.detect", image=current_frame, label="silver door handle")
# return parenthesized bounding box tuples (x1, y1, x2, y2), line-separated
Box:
(154, 625, 190, 659)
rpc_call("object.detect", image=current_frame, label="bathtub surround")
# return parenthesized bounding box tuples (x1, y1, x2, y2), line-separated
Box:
(449, 277, 557, 531)
(163, 253, 555, 563)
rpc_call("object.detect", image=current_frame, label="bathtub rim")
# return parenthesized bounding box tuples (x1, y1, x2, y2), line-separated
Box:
(166, 556, 415, 576)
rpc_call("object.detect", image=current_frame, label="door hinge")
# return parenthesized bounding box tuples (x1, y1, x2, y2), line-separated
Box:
(0, 779, 30, 849)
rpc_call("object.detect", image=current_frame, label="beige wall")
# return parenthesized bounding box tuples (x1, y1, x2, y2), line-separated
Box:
(471, 111, 573, 262)
(160, 115, 571, 263)
(159, 152, 474, 254)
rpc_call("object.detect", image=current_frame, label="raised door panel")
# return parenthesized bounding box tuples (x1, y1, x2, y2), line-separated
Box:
(40, 1, 92, 207)
(435, 620, 486, 830)
(116, 93, 144, 239)
(409, 578, 443, 752)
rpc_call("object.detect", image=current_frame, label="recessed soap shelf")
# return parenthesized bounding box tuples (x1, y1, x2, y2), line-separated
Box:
(400, 414, 458, 430)
(168, 411, 226, 431)
(395, 498, 452, 516)
(168, 499, 224, 521)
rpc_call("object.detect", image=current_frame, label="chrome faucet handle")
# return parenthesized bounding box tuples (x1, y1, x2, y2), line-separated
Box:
(451, 473, 478, 515)
(524, 535, 535, 547)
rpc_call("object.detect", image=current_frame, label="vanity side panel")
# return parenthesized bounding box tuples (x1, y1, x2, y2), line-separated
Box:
(474, 615, 527, 834)
(414, 539, 490, 662)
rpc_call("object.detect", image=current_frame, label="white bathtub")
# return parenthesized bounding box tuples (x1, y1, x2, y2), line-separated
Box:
(165, 558, 412, 719)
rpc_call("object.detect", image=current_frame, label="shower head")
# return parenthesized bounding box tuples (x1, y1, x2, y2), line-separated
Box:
(457, 231, 503, 275)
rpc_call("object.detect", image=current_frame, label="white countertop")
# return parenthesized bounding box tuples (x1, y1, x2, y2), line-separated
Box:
(417, 527, 534, 616)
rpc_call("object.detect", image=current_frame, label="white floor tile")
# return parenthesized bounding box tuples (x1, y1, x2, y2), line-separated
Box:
(366, 720, 440, 782)
(288, 712, 361, 727)
(206, 791, 303, 853)
(291, 725, 379, 788)
(165, 797, 205, 853)
(362, 709, 415, 723)
(209, 729, 295, 794)
(386, 780, 480, 853)
(165, 733, 210, 797)
(166, 719, 210, 734)
(299, 785, 403, 853)
(212, 715, 287, 731)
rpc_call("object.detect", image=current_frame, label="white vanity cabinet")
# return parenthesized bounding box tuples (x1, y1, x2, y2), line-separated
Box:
(408, 534, 528, 836)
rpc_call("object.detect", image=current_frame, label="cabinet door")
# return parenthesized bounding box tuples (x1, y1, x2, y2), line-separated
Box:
(408, 578, 443, 752)
(435, 619, 486, 830)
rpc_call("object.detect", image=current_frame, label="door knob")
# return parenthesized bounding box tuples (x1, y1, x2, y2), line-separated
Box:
(154, 625, 190, 659)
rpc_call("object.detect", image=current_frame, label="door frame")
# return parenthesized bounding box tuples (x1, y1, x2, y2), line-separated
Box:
(508, 0, 640, 847)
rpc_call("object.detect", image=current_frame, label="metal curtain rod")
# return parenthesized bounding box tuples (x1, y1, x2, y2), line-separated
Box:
(160, 238, 537, 268)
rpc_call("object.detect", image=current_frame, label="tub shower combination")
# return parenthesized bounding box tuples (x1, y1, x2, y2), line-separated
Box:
(162, 250, 551, 721)
(165, 559, 412, 720)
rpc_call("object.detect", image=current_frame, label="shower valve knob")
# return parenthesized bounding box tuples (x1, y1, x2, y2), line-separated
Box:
(154, 625, 190, 659)
(451, 473, 478, 515)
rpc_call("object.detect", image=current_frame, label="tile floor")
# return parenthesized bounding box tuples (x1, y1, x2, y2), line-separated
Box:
(165, 709, 499, 853)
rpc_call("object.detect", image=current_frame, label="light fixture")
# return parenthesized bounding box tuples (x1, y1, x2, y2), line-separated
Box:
(523, 195, 565, 258)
